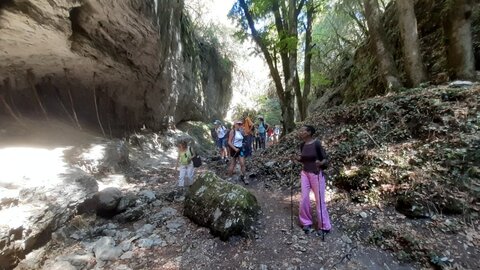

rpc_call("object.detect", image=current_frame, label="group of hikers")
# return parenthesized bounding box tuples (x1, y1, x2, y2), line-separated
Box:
(174, 116, 331, 237)
(211, 114, 281, 161)
(210, 113, 281, 185)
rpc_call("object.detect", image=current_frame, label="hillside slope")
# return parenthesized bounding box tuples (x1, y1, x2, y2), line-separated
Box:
(253, 85, 479, 267)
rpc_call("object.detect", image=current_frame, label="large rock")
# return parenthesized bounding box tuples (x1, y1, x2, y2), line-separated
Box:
(95, 187, 122, 217)
(184, 172, 260, 240)
(0, 167, 98, 269)
(93, 236, 123, 261)
(0, 0, 232, 134)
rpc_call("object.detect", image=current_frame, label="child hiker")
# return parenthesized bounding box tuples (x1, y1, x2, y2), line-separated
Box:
(293, 125, 331, 237)
(174, 140, 195, 187)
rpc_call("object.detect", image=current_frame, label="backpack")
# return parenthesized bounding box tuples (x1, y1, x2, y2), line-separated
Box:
(300, 140, 328, 170)
(258, 122, 268, 133)
(189, 146, 202, 168)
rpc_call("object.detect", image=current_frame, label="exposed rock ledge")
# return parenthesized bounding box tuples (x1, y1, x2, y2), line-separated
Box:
(0, 0, 232, 134)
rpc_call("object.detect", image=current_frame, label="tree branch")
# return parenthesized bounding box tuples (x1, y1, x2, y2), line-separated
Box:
(238, 0, 285, 101)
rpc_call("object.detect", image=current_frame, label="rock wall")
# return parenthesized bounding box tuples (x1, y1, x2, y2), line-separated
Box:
(311, 0, 479, 110)
(0, 0, 232, 135)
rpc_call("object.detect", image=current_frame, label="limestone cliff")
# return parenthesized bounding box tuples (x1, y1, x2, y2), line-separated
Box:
(0, 0, 232, 134)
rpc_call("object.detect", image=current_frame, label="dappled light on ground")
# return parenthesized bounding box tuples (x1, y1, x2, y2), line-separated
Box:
(0, 146, 70, 188)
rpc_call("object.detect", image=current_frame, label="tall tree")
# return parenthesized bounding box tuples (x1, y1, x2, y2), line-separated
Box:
(443, 0, 476, 80)
(396, 0, 426, 87)
(231, 0, 312, 133)
(364, 0, 402, 91)
(300, 0, 315, 120)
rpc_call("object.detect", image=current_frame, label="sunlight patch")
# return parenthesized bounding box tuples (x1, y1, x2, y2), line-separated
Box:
(0, 147, 70, 189)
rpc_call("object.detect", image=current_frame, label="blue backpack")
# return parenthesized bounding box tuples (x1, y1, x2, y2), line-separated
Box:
(258, 122, 268, 133)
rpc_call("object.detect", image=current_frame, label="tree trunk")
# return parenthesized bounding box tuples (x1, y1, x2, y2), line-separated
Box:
(281, 91, 296, 134)
(288, 0, 306, 121)
(364, 0, 402, 91)
(238, 0, 296, 134)
(302, 0, 314, 119)
(397, 0, 427, 87)
(443, 0, 476, 80)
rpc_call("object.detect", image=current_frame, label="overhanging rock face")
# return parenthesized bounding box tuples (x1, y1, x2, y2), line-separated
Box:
(0, 0, 232, 134)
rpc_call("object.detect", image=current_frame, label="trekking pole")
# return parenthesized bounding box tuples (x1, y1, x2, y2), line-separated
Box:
(290, 170, 294, 231)
(318, 172, 325, 241)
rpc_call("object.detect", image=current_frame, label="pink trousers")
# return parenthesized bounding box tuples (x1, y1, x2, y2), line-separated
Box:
(299, 170, 331, 230)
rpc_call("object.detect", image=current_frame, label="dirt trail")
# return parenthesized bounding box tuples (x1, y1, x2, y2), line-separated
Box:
(176, 159, 416, 269)
(2, 121, 416, 269)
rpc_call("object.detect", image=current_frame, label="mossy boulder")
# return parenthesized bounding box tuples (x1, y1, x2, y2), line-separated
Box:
(184, 172, 260, 240)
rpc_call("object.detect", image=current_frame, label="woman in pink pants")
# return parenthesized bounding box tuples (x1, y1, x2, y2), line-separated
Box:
(295, 125, 331, 236)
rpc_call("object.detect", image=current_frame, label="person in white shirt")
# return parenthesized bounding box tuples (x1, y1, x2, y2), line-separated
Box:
(227, 120, 248, 185)
(214, 120, 228, 162)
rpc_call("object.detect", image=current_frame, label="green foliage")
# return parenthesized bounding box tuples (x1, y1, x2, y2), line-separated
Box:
(230, 104, 258, 122)
(255, 95, 282, 125)
(311, 72, 332, 88)
(229, 94, 282, 126)
(310, 0, 366, 96)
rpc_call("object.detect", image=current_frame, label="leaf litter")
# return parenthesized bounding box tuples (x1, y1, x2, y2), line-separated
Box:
(243, 85, 480, 269)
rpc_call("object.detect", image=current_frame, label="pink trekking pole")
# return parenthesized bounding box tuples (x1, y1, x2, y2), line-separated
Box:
(318, 172, 325, 241)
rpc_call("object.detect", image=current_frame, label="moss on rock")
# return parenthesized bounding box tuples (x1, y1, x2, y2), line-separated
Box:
(184, 172, 260, 240)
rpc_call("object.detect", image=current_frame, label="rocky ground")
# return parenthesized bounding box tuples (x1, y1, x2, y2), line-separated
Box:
(1, 122, 414, 270)
(16, 162, 417, 270)
(1, 83, 479, 270)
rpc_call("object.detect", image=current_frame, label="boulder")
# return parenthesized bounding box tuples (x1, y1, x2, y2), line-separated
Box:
(139, 190, 156, 203)
(114, 206, 144, 223)
(0, 169, 98, 269)
(184, 172, 260, 240)
(116, 194, 137, 213)
(96, 187, 122, 217)
(93, 236, 123, 261)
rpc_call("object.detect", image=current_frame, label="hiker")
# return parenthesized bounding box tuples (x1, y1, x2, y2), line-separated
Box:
(242, 112, 254, 157)
(273, 125, 281, 144)
(227, 120, 248, 185)
(174, 140, 195, 187)
(214, 120, 228, 163)
(267, 126, 274, 146)
(257, 116, 268, 149)
(293, 125, 331, 236)
(254, 127, 261, 151)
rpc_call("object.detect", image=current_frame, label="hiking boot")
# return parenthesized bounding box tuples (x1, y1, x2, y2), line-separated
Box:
(317, 229, 330, 236)
(240, 175, 249, 185)
(302, 225, 314, 234)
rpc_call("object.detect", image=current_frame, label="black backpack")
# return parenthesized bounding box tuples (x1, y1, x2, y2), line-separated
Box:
(300, 140, 328, 170)
(189, 146, 202, 168)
